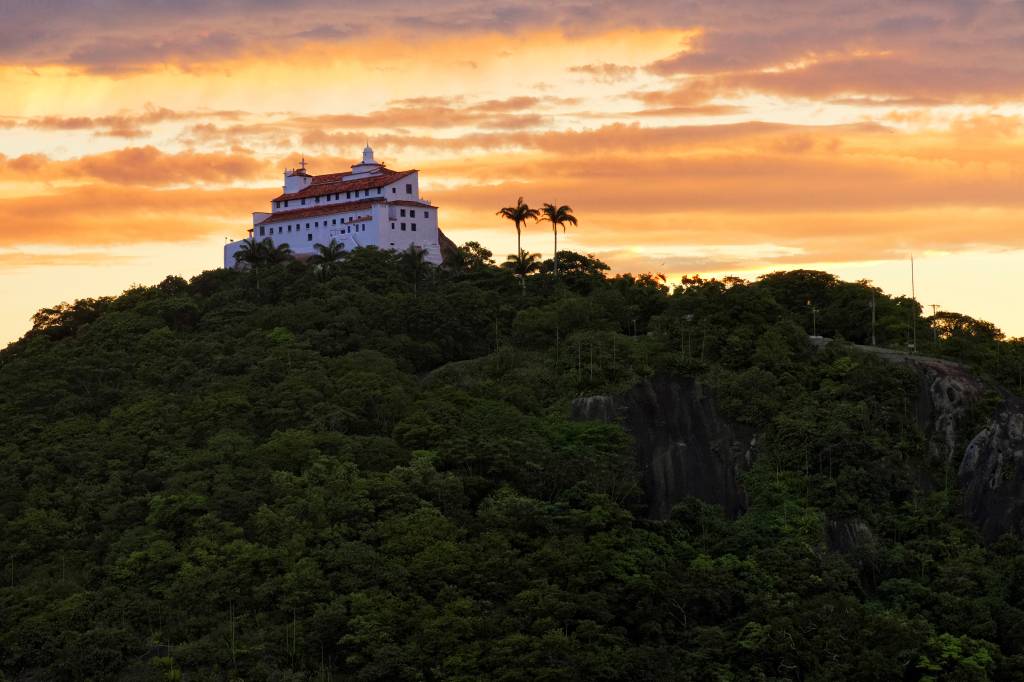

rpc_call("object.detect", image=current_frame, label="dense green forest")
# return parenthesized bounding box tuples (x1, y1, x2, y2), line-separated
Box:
(2, 242, 1024, 680)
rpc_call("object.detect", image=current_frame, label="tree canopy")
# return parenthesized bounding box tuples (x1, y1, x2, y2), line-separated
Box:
(1, 249, 1023, 680)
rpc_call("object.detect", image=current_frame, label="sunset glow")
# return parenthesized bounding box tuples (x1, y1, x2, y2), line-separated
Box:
(3, 1, 1024, 344)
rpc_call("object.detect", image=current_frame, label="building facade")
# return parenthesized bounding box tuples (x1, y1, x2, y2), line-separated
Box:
(224, 145, 443, 267)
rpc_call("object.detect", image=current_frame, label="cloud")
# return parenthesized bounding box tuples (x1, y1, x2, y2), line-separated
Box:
(0, 147, 272, 186)
(292, 24, 359, 41)
(1, 1, 1020, 106)
(66, 32, 244, 74)
(0, 250, 136, 269)
(569, 63, 637, 83)
(16, 106, 246, 138)
(3, 114, 1024, 273)
(0, 186, 265, 246)
(721, 55, 1024, 102)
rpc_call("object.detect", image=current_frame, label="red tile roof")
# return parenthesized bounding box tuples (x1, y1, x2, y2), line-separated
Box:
(271, 168, 417, 202)
(388, 200, 437, 208)
(255, 200, 381, 225)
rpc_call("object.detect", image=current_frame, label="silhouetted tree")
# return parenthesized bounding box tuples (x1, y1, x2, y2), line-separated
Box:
(539, 203, 577, 276)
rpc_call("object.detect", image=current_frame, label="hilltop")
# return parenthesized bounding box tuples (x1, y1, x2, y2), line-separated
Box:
(2, 244, 1024, 680)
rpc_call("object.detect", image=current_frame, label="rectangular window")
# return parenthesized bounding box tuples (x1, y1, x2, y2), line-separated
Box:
(315, 221, 319, 227)
(424, 211, 429, 218)
(411, 223, 417, 231)
(392, 187, 396, 194)
(259, 226, 265, 236)
(377, 188, 382, 195)
(288, 225, 292, 232)
(391, 223, 395, 230)
(332, 219, 336, 225)
(400, 209, 406, 217)
(306, 223, 310, 228)
(307, 233, 313, 241)
(401, 223, 406, 231)
(346, 191, 351, 199)
(315, 196, 320, 204)
(284, 200, 289, 207)
(405, 183, 412, 194)
(301, 199, 306, 205)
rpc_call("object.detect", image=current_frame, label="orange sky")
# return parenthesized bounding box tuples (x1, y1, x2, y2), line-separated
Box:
(2, 1, 1024, 345)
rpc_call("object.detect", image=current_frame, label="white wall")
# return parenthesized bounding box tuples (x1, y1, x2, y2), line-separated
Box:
(228, 170, 442, 267)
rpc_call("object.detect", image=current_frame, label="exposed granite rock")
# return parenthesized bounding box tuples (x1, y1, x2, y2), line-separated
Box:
(437, 228, 458, 264)
(959, 398, 1024, 541)
(573, 349, 1024, 539)
(826, 517, 879, 563)
(908, 358, 985, 465)
(571, 376, 756, 520)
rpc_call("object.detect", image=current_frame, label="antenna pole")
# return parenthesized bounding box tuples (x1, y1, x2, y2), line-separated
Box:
(870, 292, 876, 346)
(910, 255, 917, 352)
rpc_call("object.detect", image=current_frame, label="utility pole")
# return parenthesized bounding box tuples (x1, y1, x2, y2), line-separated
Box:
(910, 255, 918, 352)
(870, 292, 877, 346)
(807, 301, 818, 336)
(929, 304, 940, 343)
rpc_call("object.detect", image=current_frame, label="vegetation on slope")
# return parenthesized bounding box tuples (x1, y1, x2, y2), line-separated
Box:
(2, 243, 1024, 680)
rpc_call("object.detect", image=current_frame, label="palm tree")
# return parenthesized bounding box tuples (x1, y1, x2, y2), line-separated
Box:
(497, 197, 539, 288)
(232, 236, 264, 269)
(398, 244, 431, 295)
(538, 203, 577, 276)
(308, 239, 346, 278)
(262, 239, 294, 265)
(501, 250, 542, 295)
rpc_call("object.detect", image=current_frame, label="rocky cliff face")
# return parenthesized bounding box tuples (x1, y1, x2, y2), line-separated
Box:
(901, 356, 1024, 540)
(904, 356, 984, 465)
(573, 356, 1024, 540)
(571, 376, 755, 520)
(959, 398, 1024, 540)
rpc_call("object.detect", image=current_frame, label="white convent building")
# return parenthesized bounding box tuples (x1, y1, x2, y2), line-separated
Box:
(224, 145, 444, 267)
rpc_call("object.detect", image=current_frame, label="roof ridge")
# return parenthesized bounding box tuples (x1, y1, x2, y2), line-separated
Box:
(272, 168, 416, 202)
(256, 198, 384, 225)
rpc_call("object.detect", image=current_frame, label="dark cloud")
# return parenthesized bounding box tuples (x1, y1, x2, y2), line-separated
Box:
(722, 56, 1024, 102)
(292, 24, 359, 40)
(642, 1, 1024, 102)
(66, 32, 244, 74)
(0, 0, 1021, 104)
